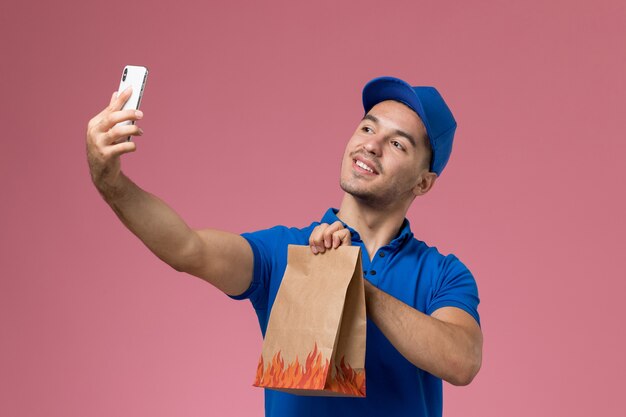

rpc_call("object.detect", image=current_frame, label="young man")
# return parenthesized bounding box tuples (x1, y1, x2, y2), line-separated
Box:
(86, 76, 482, 417)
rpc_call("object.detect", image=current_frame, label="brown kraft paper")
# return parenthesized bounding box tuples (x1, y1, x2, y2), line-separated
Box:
(253, 245, 367, 397)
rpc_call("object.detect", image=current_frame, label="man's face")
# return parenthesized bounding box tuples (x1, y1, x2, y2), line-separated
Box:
(340, 100, 434, 207)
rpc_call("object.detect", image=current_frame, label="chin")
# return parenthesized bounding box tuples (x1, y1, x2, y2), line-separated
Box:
(340, 180, 381, 205)
(341, 179, 411, 211)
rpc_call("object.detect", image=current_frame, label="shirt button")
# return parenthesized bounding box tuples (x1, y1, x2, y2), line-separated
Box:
(379, 252, 385, 258)
(370, 270, 377, 276)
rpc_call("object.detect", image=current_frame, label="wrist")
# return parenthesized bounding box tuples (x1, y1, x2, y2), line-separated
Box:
(363, 279, 377, 309)
(96, 171, 131, 203)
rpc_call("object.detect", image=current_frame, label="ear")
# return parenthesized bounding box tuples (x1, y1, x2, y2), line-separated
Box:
(412, 171, 437, 196)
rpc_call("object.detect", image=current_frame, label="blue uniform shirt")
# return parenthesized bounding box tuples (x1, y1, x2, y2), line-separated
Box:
(231, 208, 480, 417)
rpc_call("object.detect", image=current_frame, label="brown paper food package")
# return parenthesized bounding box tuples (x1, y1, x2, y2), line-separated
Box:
(254, 245, 367, 397)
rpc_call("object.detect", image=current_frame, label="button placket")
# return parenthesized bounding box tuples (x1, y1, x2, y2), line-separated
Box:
(368, 249, 389, 283)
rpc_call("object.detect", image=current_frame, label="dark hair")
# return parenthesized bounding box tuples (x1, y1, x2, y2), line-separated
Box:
(423, 132, 434, 172)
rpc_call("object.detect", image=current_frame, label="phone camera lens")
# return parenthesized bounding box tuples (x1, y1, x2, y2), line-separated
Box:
(122, 68, 128, 81)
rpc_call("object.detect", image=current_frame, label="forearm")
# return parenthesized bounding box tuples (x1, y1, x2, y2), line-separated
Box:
(364, 280, 481, 386)
(97, 172, 199, 272)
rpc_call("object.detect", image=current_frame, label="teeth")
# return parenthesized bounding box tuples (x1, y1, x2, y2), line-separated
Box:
(356, 160, 374, 173)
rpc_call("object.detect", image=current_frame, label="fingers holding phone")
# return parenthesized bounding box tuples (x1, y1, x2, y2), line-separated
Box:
(114, 66, 148, 141)
(88, 87, 144, 153)
(104, 90, 145, 145)
(86, 65, 149, 190)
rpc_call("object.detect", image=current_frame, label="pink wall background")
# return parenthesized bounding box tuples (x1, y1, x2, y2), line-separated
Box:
(2, 0, 625, 416)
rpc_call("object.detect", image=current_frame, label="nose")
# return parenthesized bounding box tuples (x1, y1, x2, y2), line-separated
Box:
(362, 134, 383, 156)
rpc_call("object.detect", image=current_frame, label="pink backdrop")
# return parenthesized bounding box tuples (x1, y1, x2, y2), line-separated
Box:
(2, 0, 625, 416)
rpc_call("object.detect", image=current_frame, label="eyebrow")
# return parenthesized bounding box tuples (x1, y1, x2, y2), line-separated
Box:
(362, 114, 417, 148)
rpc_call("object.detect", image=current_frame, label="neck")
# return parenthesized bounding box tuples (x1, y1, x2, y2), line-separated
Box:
(336, 193, 410, 260)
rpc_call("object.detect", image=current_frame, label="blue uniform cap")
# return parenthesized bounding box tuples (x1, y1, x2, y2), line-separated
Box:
(362, 76, 457, 176)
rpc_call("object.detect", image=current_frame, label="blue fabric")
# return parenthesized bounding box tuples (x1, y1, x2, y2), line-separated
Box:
(230, 208, 480, 417)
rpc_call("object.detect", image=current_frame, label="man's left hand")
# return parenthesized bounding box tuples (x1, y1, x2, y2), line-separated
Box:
(308, 221, 351, 254)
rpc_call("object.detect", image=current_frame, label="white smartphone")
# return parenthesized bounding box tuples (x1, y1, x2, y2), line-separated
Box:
(116, 65, 148, 141)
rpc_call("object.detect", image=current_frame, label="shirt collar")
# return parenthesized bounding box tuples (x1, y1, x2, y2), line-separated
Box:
(320, 208, 414, 249)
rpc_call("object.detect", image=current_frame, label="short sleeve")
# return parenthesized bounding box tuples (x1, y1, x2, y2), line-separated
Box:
(226, 228, 281, 311)
(426, 254, 481, 327)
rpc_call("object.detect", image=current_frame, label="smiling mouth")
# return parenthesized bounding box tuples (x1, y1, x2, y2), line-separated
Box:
(355, 159, 374, 173)
(353, 158, 379, 175)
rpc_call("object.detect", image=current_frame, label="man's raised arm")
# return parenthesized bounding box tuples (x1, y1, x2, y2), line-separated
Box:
(85, 88, 253, 296)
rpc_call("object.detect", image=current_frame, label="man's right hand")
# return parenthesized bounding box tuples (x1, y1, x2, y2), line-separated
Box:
(86, 87, 144, 196)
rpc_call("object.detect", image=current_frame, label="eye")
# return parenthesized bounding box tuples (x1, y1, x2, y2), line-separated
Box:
(361, 126, 374, 134)
(391, 140, 405, 151)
